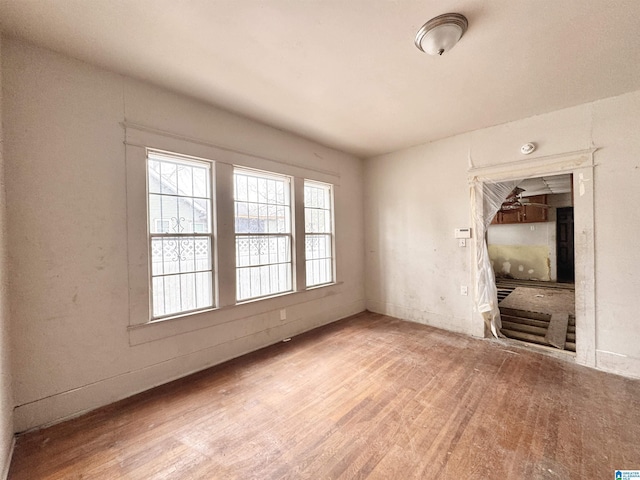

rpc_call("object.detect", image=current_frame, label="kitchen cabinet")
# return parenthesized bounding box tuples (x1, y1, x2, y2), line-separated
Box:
(491, 195, 548, 224)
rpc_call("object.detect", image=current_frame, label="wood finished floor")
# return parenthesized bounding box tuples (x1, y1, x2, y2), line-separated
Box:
(9, 312, 640, 479)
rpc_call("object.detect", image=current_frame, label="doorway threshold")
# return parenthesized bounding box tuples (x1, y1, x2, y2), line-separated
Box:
(494, 335, 577, 362)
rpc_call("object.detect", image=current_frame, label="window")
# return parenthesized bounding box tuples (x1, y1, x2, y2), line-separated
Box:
(147, 152, 214, 318)
(304, 180, 334, 287)
(234, 168, 292, 301)
(127, 126, 343, 340)
(154, 219, 170, 233)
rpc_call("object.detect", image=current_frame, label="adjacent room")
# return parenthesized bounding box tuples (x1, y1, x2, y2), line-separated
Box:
(488, 175, 577, 352)
(0, 1, 639, 478)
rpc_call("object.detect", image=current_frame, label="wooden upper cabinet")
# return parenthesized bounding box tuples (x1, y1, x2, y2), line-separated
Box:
(491, 195, 548, 224)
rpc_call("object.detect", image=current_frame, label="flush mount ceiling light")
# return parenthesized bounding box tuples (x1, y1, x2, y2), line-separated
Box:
(415, 13, 468, 56)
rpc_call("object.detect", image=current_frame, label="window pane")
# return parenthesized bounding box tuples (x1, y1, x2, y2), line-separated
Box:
(305, 258, 332, 287)
(192, 166, 209, 198)
(235, 236, 291, 267)
(161, 195, 180, 233)
(160, 160, 177, 195)
(236, 264, 292, 302)
(180, 273, 196, 311)
(305, 234, 332, 260)
(149, 235, 213, 316)
(194, 238, 211, 271)
(195, 271, 213, 309)
(236, 174, 248, 202)
(234, 169, 291, 234)
(276, 206, 288, 233)
(148, 159, 162, 194)
(152, 276, 166, 317)
(152, 236, 211, 274)
(161, 274, 181, 315)
(247, 176, 258, 203)
(148, 194, 163, 233)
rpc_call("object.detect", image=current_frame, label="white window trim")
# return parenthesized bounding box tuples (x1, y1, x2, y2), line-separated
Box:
(124, 123, 343, 345)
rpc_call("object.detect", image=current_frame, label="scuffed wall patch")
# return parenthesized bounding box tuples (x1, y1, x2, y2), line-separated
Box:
(488, 244, 551, 281)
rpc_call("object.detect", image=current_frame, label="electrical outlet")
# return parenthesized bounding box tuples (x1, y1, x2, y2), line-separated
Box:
(280, 309, 287, 321)
(460, 286, 468, 296)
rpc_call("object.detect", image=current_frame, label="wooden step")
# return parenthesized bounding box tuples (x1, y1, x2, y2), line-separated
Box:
(501, 314, 549, 329)
(499, 307, 551, 322)
(501, 314, 575, 353)
(501, 327, 575, 351)
(501, 321, 547, 337)
(496, 280, 575, 291)
(501, 328, 549, 347)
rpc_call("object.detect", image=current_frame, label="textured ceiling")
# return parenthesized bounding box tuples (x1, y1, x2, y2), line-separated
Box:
(519, 175, 572, 197)
(2, 0, 640, 158)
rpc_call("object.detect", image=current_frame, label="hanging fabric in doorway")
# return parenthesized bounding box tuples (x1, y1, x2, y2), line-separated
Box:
(470, 178, 522, 338)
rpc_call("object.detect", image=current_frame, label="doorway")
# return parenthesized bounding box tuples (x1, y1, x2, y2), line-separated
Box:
(556, 206, 575, 283)
(487, 174, 576, 353)
(469, 148, 596, 368)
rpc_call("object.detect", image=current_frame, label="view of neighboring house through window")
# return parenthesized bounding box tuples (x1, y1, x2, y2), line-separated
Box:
(142, 149, 334, 320)
(234, 168, 292, 301)
(304, 180, 334, 287)
(147, 151, 214, 318)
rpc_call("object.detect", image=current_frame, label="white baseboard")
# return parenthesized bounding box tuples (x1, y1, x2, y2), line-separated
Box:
(596, 349, 640, 379)
(366, 300, 472, 337)
(14, 300, 365, 433)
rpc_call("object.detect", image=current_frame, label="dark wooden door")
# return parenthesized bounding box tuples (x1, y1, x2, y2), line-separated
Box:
(557, 207, 575, 283)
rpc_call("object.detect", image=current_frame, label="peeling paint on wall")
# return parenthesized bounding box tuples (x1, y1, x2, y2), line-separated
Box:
(488, 245, 551, 281)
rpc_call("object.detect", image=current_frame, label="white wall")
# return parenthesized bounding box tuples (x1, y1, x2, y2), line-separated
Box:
(0, 36, 15, 480)
(365, 90, 640, 379)
(488, 221, 555, 281)
(2, 38, 365, 432)
(365, 135, 473, 334)
(591, 91, 640, 377)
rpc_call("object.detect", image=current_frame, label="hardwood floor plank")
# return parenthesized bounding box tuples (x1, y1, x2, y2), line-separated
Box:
(8, 312, 640, 479)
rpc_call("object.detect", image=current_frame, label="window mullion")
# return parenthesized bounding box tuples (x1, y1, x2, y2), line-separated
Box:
(294, 177, 306, 291)
(215, 162, 237, 307)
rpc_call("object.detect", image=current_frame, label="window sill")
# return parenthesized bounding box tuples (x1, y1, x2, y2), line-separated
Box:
(128, 281, 343, 346)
